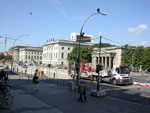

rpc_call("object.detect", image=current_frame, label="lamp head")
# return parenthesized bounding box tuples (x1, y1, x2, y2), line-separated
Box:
(97, 8, 100, 13)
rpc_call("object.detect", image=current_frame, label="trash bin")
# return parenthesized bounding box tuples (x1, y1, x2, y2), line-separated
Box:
(69, 81, 75, 91)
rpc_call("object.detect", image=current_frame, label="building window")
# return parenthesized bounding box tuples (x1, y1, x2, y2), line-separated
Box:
(28, 56, 30, 59)
(61, 62, 63, 65)
(62, 47, 64, 50)
(40, 56, 42, 60)
(61, 52, 64, 59)
(51, 53, 52, 58)
(68, 47, 70, 50)
(25, 55, 27, 59)
(56, 53, 57, 58)
(67, 53, 69, 58)
(34, 56, 36, 59)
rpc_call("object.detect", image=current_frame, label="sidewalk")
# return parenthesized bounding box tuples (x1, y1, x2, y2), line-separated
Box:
(1, 74, 150, 113)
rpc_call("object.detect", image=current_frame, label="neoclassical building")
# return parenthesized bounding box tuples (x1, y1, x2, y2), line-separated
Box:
(42, 40, 93, 66)
(9, 46, 29, 63)
(19, 47, 43, 64)
(92, 46, 123, 69)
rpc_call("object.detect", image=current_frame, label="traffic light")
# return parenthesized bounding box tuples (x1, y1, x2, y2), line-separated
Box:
(75, 63, 79, 72)
(96, 64, 103, 73)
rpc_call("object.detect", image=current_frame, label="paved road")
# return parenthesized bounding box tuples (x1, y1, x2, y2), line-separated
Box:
(2, 76, 150, 113)
(1, 71, 150, 113)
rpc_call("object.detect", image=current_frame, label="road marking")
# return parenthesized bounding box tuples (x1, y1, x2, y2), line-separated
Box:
(142, 95, 150, 98)
(119, 85, 141, 89)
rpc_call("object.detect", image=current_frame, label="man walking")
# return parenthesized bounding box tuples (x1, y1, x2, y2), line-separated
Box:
(32, 73, 39, 91)
(78, 81, 87, 102)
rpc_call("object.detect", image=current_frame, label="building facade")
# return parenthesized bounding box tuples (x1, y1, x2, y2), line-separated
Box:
(43, 40, 93, 66)
(19, 47, 43, 64)
(9, 46, 29, 63)
(92, 46, 123, 69)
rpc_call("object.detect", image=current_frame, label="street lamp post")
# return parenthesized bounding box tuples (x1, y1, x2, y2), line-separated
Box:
(97, 36, 102, 91)
(76, 8, 107, 86)
(11, 34, 29, 73)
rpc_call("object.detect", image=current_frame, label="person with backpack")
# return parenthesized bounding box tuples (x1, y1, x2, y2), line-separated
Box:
(32, 73, 39, 91)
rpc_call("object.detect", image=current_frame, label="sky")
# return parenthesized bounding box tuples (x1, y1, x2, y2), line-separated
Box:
(0, 0, 150, 52)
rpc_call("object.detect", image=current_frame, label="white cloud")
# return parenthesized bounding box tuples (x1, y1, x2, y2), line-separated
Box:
(140, 41, 146, 46)
(99, 32, 103, 35)
(139, 41, 150, 47)
(128, 24, 148, 36)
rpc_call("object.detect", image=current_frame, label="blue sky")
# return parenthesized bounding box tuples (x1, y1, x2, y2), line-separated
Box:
(0, 0, 150, 52)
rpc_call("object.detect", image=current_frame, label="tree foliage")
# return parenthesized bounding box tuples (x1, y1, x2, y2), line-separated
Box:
(0, 54, 12, 61)
(121, 46, 150, 70)
(67, 43, 113, 63)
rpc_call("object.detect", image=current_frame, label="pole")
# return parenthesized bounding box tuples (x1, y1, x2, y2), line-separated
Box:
(10, 34, 29, 73)
(97, 36, 102, 91)
(132, 48, 134, 72)
(5, 34, 7, 55)
(76, 8, 107, 87)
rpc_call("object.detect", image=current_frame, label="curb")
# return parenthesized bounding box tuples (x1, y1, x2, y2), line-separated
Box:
(133, 82, 150, 87)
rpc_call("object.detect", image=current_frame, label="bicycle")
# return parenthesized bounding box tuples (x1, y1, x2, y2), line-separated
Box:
(0, 82, 13, 108)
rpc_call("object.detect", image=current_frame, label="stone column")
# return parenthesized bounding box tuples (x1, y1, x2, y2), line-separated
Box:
(105, 57, 107, 68)
(101, 57, 104, 67)
(109, 56, 111, 68)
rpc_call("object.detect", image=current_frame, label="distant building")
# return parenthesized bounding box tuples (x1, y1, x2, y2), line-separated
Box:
(43, 39, 93, 66)
(9, 46, 29, 63)
(19, 47, 43, 64)
(92, 46, 123, 69)
(9, 46, 43, 64)
(71, 33, 93, 43)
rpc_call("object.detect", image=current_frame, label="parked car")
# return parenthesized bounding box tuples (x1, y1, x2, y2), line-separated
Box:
(22, 64, 28, 68)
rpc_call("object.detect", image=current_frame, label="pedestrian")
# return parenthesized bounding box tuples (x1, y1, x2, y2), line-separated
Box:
(4, 71, 8, 84)
(82, 81, 87, 102)
(0, 70, 5, 85)
(25, 69, 27, 74)
(78, 81, 87, 103)
(53, 72, 55, 78)
(32, 73, 39, 91)
(0, 70, 5, 81)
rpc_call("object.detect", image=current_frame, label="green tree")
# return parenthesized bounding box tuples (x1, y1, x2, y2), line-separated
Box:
(142, 47, 150, 70)
(0, 54, 5, 60)
(121, 47, 133, 66)
(68, 43, 113, 63)
(67, 46, 92, 63)
(134, 46, 145, 68)
(5, 55, 12, 60)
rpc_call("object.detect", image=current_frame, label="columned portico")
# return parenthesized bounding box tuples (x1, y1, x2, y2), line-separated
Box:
(92, 46, 123, 70)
